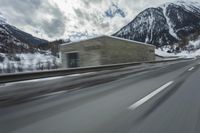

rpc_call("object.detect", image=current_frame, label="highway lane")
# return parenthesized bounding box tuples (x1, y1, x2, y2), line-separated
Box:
(0, 59, 200, 133)
(0, 61, 184, 107)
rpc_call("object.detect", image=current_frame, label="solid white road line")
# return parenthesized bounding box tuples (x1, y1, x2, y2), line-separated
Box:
(188, 67, 194, 71)
(2, 72, 97, 86)
(128, 81, 174, 110)
(32, 90, 68, 99)
(67, 72, 96, 77)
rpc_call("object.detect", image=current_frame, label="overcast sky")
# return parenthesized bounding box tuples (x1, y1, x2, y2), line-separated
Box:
(0, 0, 198, 41)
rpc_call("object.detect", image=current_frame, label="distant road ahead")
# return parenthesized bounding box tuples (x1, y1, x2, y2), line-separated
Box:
(0, 59, 200, 133)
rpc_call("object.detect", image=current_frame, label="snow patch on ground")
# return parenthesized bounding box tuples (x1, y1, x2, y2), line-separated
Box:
(155, 48, 200, 59)
(188, 38, 200, 49)
(156, 38, 200, 59)
(0, 52, 61, 73)
(155, 49, 176, 57)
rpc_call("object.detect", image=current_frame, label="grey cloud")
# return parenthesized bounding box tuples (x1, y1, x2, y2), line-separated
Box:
(82, 0, 103, 7)
(74, 7, 106, 26)
(74, 8, 98, 25)
(0, 0, 66, 38)
(74, 8, 91, 21)
(42, 18, 66, 38)
(100, 22, 110, 29)
(2, 0, 199, 40)
(78, 20, 86, 26)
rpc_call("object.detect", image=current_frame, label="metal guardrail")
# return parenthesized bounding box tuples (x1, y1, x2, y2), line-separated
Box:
(0, 58, 191, 84)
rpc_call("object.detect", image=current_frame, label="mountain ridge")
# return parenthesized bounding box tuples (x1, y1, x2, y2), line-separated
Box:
(114, 1, 200, 49)
(0, 15, 50, 54)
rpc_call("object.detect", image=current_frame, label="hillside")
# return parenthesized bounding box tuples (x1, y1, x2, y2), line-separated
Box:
(114, 1, 200, 50)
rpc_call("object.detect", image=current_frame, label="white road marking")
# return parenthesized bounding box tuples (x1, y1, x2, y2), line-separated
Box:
(1, 72, 97, 87)
(67, 72, 96, 77)
(188, 67, 194, 71)
(33, 90, 68, 99)
(128, 81, 174, 110)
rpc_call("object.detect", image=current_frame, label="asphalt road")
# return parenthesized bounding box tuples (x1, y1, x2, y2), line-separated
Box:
(0, 59, 200, 133)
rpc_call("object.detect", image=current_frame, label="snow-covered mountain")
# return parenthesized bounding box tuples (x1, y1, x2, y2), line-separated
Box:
(114, 1, 200, 48)
(0, 16, 48, 54)
(0, 16, 61, 73)
(105, 3, 127, 18)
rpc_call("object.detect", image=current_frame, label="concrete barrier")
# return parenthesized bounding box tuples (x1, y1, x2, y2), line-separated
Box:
(0, 58, 192, 84)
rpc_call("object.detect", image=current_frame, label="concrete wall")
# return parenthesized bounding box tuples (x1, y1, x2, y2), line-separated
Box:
(60, 38, 102, 68)
(99, 36, 155, 64)
(60, 36, 155, 68)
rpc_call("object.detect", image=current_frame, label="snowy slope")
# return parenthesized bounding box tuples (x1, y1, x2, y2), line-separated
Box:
(114, 1, 200, 48)
(0, 22, 48, 46)
(156, 37, 200, 58)
(0, 15, 49, 54)
(0, 24, 30, 53)
(0, 15, 60, 73)
(156, 48, 200, 59)
(0, 52, 60, 73)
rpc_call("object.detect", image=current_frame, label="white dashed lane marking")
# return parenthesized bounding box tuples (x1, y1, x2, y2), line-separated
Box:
(188, 67, 194, 71)
(128, 81, 174, 110)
